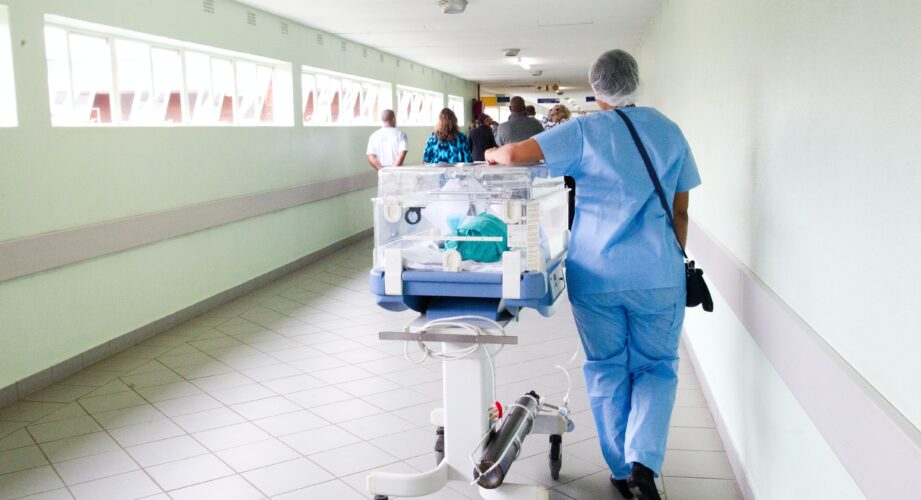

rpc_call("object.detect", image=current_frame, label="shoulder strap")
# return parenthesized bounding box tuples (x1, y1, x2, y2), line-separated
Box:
(615, 108, 688, 259)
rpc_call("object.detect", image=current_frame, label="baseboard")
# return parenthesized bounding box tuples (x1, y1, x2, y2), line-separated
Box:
(0, 228, 373, 409)
(682, 331, 757, 500)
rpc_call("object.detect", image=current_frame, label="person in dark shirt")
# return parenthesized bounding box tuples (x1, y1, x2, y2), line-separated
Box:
(469, 114, 498, 162)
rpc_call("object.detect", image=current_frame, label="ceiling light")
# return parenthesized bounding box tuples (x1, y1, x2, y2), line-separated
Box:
(503, 48, 520, 57)
(530, 70, 543, 77)
(517, 57, 531, 70)
(438, 0, 467, 14)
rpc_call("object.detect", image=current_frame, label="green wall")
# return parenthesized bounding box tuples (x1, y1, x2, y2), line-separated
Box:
(0, 0, 476, 390)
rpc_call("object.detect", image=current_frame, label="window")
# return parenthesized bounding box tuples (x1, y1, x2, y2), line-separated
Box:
(0, 5, 17, 126)
(396, 85, 443, 126)
(447, 95, 465, 127)
(301, 66, 392, 126)
(43, 16, 292, 126)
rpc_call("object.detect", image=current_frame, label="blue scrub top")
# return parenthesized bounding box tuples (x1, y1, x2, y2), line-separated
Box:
(534, 107, 701, 295)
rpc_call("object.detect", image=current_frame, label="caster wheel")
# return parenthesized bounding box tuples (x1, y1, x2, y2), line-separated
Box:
(549, 434, 563, 480)
(434, 426, 445, 465)
(373, 496, 389, 500)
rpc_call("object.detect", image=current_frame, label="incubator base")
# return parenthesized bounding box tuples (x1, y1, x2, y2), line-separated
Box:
(365, 315, 572, 500)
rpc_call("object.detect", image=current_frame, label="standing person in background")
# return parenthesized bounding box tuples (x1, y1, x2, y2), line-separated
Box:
(496, 96, 544, 146)
(486, 49, 702, 500)
(542, 104, 572, 130)
(525, 104, 537, 117)
(423, 108, 472, 164)
(366, 109, 408, 170)
(542, 104, 576, 228)
(469, 114, 498, 162)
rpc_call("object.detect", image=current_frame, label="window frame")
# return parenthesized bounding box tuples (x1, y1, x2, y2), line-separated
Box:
(301, 65, 393, 127)
(447, 94, 465, 127)
(396, 84, 444, 127)
(43, 16, 292, 127)
(0, 5, 17, 127)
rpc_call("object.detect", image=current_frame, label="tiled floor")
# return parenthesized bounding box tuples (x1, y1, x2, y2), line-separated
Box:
(0, 239, 742, 500)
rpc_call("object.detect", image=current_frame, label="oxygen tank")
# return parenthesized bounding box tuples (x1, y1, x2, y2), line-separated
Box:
(474, 391, 540, 489)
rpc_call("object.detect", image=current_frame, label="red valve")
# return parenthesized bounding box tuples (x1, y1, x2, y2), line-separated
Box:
(494, 401, 503, 419)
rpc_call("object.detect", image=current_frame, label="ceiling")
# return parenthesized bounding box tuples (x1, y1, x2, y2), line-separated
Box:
(237, 0, 661, 107)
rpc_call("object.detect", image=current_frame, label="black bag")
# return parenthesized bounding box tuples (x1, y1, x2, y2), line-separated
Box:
(615, 109, 714, 312)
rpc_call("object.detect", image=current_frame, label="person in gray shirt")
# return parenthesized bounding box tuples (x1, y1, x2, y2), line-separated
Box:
(495, 96, 545, 146)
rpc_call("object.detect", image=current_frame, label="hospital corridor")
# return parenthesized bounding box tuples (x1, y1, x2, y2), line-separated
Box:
(0, 1, 918, 500)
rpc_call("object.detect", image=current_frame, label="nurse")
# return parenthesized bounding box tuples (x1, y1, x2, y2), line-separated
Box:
(485, 49, 701, 500)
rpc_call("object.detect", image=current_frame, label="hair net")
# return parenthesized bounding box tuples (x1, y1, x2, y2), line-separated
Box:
(588, 49, 639, 107)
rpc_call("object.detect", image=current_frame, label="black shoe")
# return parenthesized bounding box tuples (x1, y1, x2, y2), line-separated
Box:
(610, 475, 634, 499)
(626, 463, 661, 500)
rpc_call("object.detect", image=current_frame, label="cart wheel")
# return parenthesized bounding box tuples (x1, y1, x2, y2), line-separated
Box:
(549, 434, 563, 480)
(434, 426, 445, 465)
(373, 496, 389, 500)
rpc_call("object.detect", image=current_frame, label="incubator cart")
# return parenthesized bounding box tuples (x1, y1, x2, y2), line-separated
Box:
(367, 164, 574, 500)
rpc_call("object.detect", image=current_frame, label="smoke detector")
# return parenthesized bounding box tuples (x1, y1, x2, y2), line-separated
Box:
(439, 0, 467, 14)
(503, 48, 520, 57)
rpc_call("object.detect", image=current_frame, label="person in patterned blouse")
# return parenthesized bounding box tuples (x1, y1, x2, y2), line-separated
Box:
(423, 108, 472, 164)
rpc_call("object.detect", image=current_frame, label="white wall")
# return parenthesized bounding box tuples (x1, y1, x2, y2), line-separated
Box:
(637, 0, 921, 497)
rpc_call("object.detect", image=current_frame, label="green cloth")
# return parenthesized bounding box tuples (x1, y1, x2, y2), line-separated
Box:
(445, 213, 508, 263)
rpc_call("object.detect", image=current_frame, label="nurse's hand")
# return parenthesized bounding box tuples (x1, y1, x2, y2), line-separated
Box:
(485, 140, 545, 166)
(484, 148, 500, 165)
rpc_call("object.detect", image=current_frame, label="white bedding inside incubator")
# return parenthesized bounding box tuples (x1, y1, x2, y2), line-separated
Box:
(401, 241, 511, 273)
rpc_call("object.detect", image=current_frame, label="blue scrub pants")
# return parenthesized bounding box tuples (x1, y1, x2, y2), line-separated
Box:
(570, 286, 685, 478)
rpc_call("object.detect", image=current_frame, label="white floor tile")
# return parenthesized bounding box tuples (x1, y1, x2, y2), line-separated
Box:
(52, 449, 138, 485)
(662, 450, 735, 480)
(14, 487, 74, 500)
(310, 399, 383, 424)
(171, 407, 246, 434)
(31, 403, 86, 426)
(261, 375, 325, 395)
(664, 476, 743, 500)
(152, 393, 223, 417)
(193, 423, 270, 452)
(0, 429, 33, 452)
(241, 458, 334, 497)
(670, 406, 717, 429)
(145, 454, 234, 491)
(78, 391, 147, 414)
(0, 446, 48, 475)
(338, 412, 416, 440)
(239, 364, 303, 382)
(308, 441, 398, 477)
(69, 470, 161, 500)
(135, 382, 202, 403)
(209, 384, 277, 406)
(252, 410, 328, 437)
(108, 419, 184, 448)
(279, 426, 361, 456)
(272, 479, 367, 500)
(0, 402, 66, 423)
(215, 439, 299, 472)
(667, 427, 724, 452)
(93, 404, 166, 430)
(27, 416, 101, 444)
(285, 386, 354, 408)
(126, 435, 208, 467)
(361, 387, 433, 411)
(0, 466, 65, 499)
(230, 397, 301, 420)
(40, 432, 120, 463)
(167, 475, 263, 500)
(368, 427, 438, 461)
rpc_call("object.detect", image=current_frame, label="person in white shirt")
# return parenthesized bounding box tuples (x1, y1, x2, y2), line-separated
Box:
(366, 110, 408, 170)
